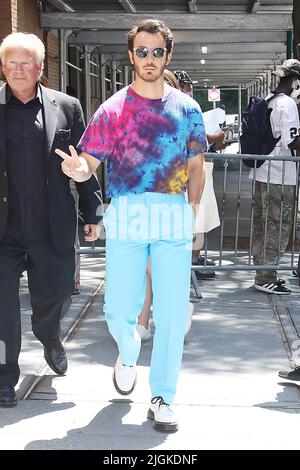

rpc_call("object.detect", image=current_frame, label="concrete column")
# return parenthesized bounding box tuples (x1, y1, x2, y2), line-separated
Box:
(83, 46, 92, 121)
(58, 29, 68, 92)
(238, 85, 241, 124)
(100, 54, 106, 104)
(264, 73, 268, 95)
(262, 75, 266, 96)
(111, 60, 117, 95)
(257, 78, 261, 97)
(123, 65, 129, 86)
(130, 69, 135, 83)
(266, 70, 271, 94)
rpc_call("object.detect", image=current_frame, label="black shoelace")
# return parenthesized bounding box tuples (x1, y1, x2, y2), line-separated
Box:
(151, 396, 169, 406)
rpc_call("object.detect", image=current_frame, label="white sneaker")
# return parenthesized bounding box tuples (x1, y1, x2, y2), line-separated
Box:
(147, 396, 178, 433)
(113, 356, 137, 395)
(185, 302, 194, 336)
(136, 324, 152, 341)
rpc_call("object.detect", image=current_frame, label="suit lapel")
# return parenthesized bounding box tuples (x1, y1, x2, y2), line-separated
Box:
(40, 84, 59, 156)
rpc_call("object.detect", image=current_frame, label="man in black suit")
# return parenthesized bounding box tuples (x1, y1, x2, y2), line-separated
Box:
(0, 32, 101, 407)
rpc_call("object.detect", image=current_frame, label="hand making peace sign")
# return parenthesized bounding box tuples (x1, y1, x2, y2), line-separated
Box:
(55, 145, 91, 182)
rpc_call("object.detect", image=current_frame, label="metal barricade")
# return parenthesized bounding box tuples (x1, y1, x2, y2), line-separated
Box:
(74, 152, 300, 299)
(191, 151, 300, 297)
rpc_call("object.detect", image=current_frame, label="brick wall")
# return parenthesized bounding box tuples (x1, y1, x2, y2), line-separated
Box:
(22, 0, 42, 38)
(10, 0, 41, 36)
(46, 31, 59, 90)
(0, 0, 12, 40)
(0, 0, 60, 90)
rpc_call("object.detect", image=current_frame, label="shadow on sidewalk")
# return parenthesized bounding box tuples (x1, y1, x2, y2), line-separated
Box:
(25, 399, 167, 450)
(0, 377, 75, 429)
(256, 382, 300, 414)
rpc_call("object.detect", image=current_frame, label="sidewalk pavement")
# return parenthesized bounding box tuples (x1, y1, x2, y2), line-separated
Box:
(1, 252, 300, 450)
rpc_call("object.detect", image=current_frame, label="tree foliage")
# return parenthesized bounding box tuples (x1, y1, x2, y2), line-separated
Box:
(193, 88, 248, 114)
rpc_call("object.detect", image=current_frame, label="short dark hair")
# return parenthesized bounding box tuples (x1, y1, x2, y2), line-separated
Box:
(127, 19, 173, 53)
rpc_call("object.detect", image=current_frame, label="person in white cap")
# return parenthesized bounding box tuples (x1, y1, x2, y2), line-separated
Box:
(173, 69, 195, 97)
(251, 58, 300, 295)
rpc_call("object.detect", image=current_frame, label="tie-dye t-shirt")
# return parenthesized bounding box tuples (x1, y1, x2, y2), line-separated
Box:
(78, 85, 207, 197)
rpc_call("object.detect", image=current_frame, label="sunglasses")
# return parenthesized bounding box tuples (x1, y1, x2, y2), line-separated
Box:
(133, 47, 168, 59)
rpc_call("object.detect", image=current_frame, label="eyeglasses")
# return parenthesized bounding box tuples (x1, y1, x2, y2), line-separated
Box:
(133, 47, 168, 59)
(6, 59, 35, 70)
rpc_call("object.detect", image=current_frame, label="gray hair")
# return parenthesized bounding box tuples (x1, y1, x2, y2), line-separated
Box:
(0, 32, 45, 77)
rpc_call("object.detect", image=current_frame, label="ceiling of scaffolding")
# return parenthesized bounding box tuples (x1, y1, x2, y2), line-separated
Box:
(42, 0, 294, 87)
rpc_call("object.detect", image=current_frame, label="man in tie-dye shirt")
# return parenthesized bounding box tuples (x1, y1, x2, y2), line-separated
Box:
(56, 19, 206, 433)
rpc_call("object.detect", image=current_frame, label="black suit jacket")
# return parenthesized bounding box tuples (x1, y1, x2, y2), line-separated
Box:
(0, 83, 101, 251)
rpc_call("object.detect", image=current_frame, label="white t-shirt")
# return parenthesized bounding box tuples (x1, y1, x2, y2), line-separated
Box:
(249, 93, 300, 185)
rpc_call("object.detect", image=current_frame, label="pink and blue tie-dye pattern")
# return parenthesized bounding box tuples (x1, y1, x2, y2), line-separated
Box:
(78, 86, 207, 197)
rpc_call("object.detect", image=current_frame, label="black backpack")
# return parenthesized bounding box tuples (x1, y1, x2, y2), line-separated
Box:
(240, 93, 281, 168)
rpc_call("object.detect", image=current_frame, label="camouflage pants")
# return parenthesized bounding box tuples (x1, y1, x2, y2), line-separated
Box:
(252, 181, 295, 284)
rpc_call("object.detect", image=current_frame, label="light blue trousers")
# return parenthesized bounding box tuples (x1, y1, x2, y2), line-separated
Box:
(103, 192, 193, 404)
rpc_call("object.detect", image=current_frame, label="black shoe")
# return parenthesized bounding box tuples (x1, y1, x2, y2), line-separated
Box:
(72, 282, 81, 295)
(253, 281, 291, 295)
(44, 340, 68, 375)
(292, 270, 299, 277)
(193, 256, 216, 267)
(198, 255, 216, 266)
(278, 366, 300, 383)
(195, 270, 216, 280)
(0, 385, 17, 407)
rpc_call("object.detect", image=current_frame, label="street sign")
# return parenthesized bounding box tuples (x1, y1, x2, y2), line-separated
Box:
(208, 88, 220, 102)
